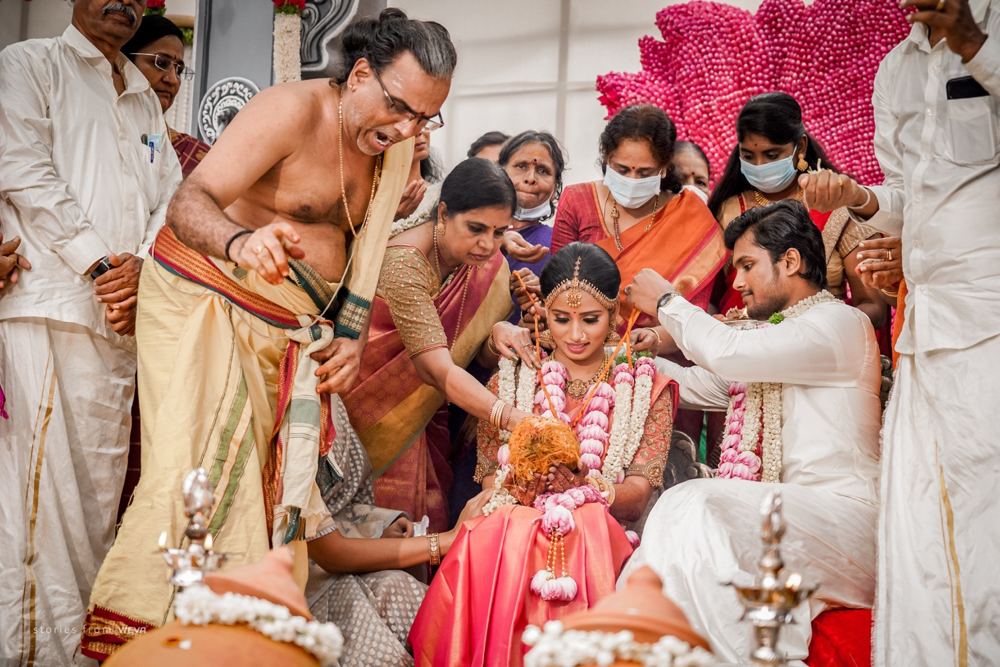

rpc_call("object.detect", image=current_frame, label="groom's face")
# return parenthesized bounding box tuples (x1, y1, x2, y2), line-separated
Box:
(732, 233, 789, 320)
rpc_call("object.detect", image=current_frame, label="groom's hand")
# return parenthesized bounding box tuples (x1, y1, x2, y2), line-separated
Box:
(626, 269, 674, 316)
(313, 337, 363, 395)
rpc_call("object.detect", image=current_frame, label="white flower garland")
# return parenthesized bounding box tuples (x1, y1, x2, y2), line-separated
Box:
(272, 13, 302, 84)
(523, 620, 714, 667)
(759, 382, 782, 483)
(600, 358, 656, 483)
(174, 586, 343, 665)
(603, 367, 633, 482)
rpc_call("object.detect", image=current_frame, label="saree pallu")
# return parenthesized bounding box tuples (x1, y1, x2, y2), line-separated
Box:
(409, 503, 634, 667)
(343, 253, 512, 531)
(551, 184, 727, 332)
(168, 128, 210, 178)
(83, 229, 338, 659)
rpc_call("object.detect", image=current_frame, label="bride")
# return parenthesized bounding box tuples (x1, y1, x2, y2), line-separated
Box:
(408, 242, 677, 666)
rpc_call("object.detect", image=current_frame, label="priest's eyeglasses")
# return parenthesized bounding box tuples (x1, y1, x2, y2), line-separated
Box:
(131, 53, 195, 82)
(372, 68, 444, 132)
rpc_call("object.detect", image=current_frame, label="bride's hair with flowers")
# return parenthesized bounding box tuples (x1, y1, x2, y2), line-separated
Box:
(540, 242, 620, 306)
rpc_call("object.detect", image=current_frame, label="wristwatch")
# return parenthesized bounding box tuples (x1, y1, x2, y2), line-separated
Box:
(656, 291, 680, 312)
(89, 256, 113, 281)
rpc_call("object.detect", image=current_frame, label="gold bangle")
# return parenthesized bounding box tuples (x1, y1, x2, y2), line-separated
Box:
(428, 533, 441, 566)
(652, 328, 663, 346)
(881, 286, 899, 298)
(487, 329, 501, 356)
(489, 400, 506, 430)
(586, 475, 616, 506)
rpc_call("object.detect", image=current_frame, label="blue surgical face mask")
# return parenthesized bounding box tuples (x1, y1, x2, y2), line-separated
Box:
(740, 155, 798, 194)
(603, 168, 662, 209)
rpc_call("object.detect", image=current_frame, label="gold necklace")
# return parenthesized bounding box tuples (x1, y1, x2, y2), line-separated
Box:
(753, 188, 803, 207)
(564, 352, 611, 399)
(609, 194, 660, 252)
(338, 99, 383, 239)
(432, 222, 472, 345)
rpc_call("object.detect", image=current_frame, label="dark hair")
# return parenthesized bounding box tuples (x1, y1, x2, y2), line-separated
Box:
(419, 148, 443, 183)
(436, 158, 517, 218)
(332, 8, 456, 85)
(723, 200, 827, 289)
(708, 92, 838, 218)
(121, 15, 184, 61)
(598, 105, 682, 194)
(467, 131, 510, 159)
(540, 242, 621, 304)
(675, 140, 710, 178)
(497, 130, 568, 200)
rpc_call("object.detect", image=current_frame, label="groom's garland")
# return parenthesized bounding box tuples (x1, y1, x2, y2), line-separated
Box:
(717, 290, 839, 483)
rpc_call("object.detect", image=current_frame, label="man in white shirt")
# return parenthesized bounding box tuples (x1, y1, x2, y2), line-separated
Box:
(622, 201, 882, 663)
(798, 0, 1000, 663)
(0, 0, 181, 663)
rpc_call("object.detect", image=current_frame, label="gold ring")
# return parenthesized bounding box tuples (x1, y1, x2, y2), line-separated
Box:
(936, 0, 945, 10)
(838, 175, 844, 187)
(887, 250, 893, 262)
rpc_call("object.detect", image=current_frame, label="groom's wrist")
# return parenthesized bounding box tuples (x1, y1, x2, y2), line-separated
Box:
(656, 292, 680, 312)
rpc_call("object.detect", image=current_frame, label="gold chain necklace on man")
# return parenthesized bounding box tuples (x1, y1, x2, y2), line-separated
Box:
(338, 99, 383, 239)
(753, 187, 803, 207)
(608, 193, 660, 252)
(564, 352, 611, 399)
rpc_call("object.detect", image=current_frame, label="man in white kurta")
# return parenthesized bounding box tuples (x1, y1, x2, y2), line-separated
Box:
(0, 3, 182, 663)
(799, 0, 1000, 663)
(621, 201, 882, 663)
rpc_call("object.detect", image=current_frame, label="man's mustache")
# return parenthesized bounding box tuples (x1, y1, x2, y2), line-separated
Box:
(103, 2, 138, 25)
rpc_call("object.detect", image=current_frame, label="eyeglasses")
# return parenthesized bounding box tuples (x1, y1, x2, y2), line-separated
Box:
(371, 68, 444, 132)
(131, 53, 195, 81)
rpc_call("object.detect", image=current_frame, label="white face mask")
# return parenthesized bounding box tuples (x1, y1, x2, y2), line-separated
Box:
(603, 168, 661, 209)
(513, 199, 552, 221)
(740, 155, 799, 194)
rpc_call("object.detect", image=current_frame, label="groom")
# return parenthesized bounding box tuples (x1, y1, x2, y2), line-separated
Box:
(621, 200, 882, 663)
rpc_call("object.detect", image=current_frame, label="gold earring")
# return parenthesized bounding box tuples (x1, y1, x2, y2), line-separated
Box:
(436, 221, 445, 235)
(605, 330, 621, 345)
(797, 153, 808, 172)
(538, 329, 555, 348)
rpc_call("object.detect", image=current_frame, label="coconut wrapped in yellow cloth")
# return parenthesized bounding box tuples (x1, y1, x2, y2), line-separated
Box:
(104, 548, 342, 666)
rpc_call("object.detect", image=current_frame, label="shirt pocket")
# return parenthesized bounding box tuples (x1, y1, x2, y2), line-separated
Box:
(946, 94, 999, 165)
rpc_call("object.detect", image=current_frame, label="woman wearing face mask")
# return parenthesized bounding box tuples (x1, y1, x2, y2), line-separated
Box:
(707, 92, 887, 329)
(122, 15, 208, 177)
(549, 105, 727, 352)
(342, 159, 538, 533)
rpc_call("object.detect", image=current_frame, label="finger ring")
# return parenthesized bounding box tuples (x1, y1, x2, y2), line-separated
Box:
(253, 245, 263, 254)
(936, 0, 945, 10)
(887, 250, 892, 262)
(838, 175, 844, 187)
(624, 285, 632, 296)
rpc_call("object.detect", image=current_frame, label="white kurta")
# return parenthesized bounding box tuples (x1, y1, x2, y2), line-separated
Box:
(620, 297, 882, 663)
(0, 25, 181, 666)
(858, 2, 1000, 663)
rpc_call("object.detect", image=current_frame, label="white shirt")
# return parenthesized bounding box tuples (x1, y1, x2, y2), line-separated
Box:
(0, 25, 182, 338)
(656, 297, 883, 504)
(858, 0, 1000, 353)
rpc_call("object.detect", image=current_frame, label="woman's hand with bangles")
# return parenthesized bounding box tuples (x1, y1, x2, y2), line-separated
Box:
(491, 321, 541, 369)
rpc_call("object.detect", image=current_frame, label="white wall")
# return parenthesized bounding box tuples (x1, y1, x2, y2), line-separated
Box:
(391, 0, 763, 185)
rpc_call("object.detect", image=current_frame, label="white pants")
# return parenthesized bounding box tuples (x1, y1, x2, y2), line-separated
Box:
(0, 318, 135, 667)
(875, 334, 1000, 666)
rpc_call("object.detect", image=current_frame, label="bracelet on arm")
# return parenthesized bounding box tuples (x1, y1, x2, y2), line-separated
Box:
(428, 533, 441, 566)
(487, 327, 501, 356)
(489, 399, 504, 430)
(501, 403, 512, 430)
(881, 284, 900, 298)
(848, 187, 873, 211)
(224, 228, 254, 262)
(652, 328, 663, 346)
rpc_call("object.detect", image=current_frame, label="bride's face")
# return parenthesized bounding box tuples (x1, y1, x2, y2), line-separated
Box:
(547, 290, 614, 365)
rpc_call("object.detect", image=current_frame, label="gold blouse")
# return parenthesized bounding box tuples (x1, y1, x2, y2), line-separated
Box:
(376, 245, 448, 357)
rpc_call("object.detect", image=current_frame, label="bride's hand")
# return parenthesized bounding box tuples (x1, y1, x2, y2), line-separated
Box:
(544, 461, 590, 494)
(505, 472, 547, 508)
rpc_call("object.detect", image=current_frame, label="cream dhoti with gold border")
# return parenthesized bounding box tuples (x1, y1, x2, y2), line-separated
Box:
(875, 334, 1000, 666)
(0, 319, 136, 667)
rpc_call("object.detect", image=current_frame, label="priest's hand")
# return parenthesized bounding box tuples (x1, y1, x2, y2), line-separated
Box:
(544, 462, 590, 494)
(855, 236, 904, 290)
(232, 222, 306, 285)
(503, 230, 548, 264)
(798, 171, 870, 214)
(901, 0, 987, 62)
(383, 516, 414, 539)
(626, 269, 673, 316)
(630, 328, 660, 356)
(0, 234, 31, 294)
(313, 337, 363, 395)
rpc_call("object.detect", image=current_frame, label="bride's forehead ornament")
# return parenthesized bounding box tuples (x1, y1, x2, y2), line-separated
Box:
(545, 256, 617, 311)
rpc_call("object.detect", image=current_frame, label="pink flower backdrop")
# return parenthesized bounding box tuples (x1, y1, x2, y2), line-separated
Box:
(596, 0, 911, 186)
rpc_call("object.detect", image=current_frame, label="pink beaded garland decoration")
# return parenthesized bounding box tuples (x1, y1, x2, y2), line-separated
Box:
(596, 0, 911, 187)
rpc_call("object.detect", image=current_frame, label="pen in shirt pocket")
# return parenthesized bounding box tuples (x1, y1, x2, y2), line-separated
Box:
(140, 133, 163, 163)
